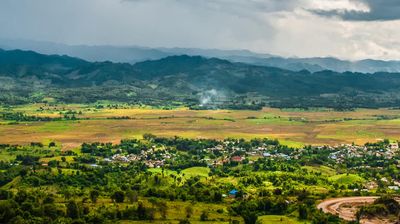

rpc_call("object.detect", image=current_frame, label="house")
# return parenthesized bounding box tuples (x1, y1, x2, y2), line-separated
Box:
(229, 189, 238, 198)
(231, 156, 243, 163)
(263, 152, 271, 157)
(390, 142, 399, 150)
(364, 181, 378, 190)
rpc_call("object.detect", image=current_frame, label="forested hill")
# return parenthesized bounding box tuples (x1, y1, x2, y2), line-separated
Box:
(1, 48, 400, 109)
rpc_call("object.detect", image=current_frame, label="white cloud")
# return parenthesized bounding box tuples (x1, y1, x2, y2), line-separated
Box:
(305, 0, 369, 12)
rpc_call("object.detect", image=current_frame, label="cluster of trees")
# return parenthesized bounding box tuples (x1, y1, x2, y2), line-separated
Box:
(1, 112, 58, 122)
(0, 189, 157, 224)
(0, 111, 83, 122)
(357, 196, 400, 221)
(81, 142, 113, 157)
(268, 96, 381, 111)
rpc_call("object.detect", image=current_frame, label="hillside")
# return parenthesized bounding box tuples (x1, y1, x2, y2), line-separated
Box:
(1, 49, 400, 109)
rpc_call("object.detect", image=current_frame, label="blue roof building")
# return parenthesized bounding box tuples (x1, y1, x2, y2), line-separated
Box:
(229, 189, 238, 196)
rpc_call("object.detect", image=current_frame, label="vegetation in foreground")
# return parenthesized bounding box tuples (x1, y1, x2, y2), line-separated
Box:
(1, 134, 400, 223)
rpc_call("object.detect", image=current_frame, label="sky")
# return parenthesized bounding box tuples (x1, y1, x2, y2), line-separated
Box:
(0, 0, 400, 60)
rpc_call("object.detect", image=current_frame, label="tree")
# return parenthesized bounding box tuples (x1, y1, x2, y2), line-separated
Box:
(157, 201, 168, 219)
(90, 190, 100, 203)
(0, 190, 12, 200)
(185, 205, 193, 218)
(356, 206, 364, 223)
(126, 190, 138, 204)
(43, 203, 65, 219)
(19, 168, 28, 177)
(14, 190, 28, 204)
(298, 204, 308, 220)
(179, 219, 191, 224)
(200, 210, 208, 221)
(0, 200, 18, 223)
(112, 191, 125, 203)
(137, 202, 147, 220)
(273, 188, 282, 195)
(48, 160, 58, 168)
(63, 188, 73, 201)
(43, 195, 55, 204)
(241, 210, 258, 224)
(213, 192, 222, 202)
(67, 200, 81, 219)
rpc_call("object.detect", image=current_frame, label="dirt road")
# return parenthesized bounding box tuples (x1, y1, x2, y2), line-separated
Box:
(317, 196, 378, 220)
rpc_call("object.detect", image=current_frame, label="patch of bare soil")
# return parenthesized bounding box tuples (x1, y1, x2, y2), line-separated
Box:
(317, 197, 399, 224)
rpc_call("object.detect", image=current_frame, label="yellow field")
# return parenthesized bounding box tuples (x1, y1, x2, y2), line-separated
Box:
(1, 104, 400, 149)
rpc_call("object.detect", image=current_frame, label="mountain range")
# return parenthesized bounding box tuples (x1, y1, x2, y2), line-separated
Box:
(1, 48, 400, 109)
(2, 38, 400, 73)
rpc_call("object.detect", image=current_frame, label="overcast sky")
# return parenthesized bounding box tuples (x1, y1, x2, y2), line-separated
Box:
(1, 0, 400, 60)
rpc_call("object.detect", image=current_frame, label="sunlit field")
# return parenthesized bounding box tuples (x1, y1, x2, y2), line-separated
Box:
(2, 103, 400, 149)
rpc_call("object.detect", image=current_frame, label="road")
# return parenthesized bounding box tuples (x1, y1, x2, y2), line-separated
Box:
(317, 196, 379, 221)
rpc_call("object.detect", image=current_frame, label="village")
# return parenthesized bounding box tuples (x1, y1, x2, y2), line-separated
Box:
(106, 139, 400, 170)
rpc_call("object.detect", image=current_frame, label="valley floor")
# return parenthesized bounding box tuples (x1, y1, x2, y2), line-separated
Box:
(2, 104, 400, 149)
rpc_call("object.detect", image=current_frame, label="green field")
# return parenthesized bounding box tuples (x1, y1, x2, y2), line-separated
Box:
(182, 167, 210, 178)
(328, 174, 366, 185)
(148, 168, 178, 176)
(257, 215, 309, 224)
(302, 165, 337, 176)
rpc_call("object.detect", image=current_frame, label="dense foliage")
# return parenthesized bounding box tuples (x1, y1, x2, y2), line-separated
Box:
(1, 135, 400, 223)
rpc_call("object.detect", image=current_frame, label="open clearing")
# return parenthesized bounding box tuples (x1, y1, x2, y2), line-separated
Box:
(2, 104, 400, 149)
(328, 174, 366, 185)
(182, 167, 210, 177)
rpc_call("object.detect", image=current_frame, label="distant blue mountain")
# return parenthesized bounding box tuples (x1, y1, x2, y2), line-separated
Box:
(2, 38, 400, 73)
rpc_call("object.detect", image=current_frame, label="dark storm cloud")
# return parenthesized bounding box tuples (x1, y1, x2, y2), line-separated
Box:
(313, 0, 400, 21)
(0, 0, 400, 59)
(0, 0, 281, 49)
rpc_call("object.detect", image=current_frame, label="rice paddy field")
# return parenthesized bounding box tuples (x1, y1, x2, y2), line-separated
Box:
(1, 103, 400, 149)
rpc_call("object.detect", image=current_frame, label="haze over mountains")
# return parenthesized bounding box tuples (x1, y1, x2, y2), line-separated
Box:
(2, 38, 400, 74)
(1, 47, 400, 109)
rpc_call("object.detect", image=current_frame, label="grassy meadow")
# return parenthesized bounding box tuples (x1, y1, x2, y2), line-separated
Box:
(1, 103, 400, 149)
(257, 215, 309, 224)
